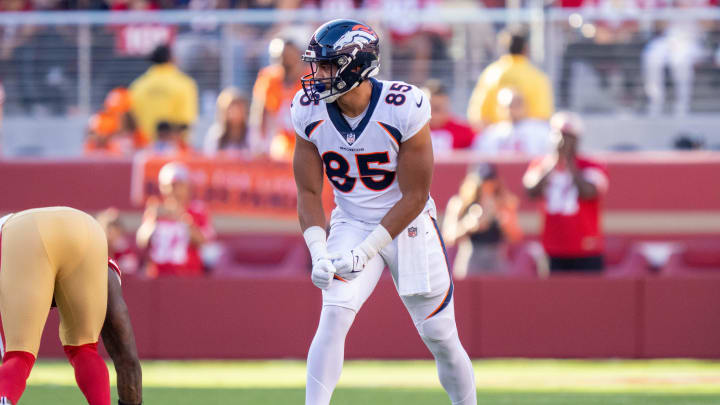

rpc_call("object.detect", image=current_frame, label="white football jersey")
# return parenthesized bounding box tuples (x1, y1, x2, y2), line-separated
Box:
(291, 78, 436, 224)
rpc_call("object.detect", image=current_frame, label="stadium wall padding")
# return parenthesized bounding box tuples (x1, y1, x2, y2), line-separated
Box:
(1, 155, 719, 213)
(30, 275, 720, 359)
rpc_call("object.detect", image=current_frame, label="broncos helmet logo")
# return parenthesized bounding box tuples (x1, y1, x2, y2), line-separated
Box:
(333, 29, 377, 51)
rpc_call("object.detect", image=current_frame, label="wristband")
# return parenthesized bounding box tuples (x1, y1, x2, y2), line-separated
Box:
(303, 226, 328, 264)
(358, 225, 392, 261)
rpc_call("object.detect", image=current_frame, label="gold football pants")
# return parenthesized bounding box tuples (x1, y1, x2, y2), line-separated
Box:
(0, 207, 108, 356)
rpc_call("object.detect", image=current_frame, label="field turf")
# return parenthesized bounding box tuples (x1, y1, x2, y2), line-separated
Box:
(22, 359, 720, 404)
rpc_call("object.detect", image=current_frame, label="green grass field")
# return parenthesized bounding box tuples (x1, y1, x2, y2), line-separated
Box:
(21, 359, 720, 404)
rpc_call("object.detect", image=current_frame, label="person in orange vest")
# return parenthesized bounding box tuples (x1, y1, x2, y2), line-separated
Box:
(249, 34, 310, 160)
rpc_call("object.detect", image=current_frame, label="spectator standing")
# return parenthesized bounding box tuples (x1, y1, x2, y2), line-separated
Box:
(204, 87, 250, 156)
(363, 0, 452, 85)
(523, 112, 609, 273)
(558, 0, 642, 111)
(643, 0, 708, 116)
(443, 163, 522, 277)
(423, 80, 476, 154)
(467, 28, 553, 131)
(249, 34, 307, 160)
(129, 45, 198, 145)
(136, 162, 215, 277)
(473, 88, 551, 156)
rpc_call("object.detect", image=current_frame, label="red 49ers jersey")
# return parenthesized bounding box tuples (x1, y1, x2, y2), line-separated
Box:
(530, 156, 609, 257)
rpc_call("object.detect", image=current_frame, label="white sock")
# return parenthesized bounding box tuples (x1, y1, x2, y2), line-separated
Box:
(305, 305, 356, 405)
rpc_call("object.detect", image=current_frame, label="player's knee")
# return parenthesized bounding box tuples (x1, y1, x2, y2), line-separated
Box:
(417, 314, 456, 343)
(63, 343, 99, 365)
(319, 305, 356, 338)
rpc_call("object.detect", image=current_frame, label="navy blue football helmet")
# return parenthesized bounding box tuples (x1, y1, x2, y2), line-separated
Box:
(301, 19, 380, 103)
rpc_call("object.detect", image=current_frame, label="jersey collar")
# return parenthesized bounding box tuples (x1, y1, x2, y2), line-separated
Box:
(325, 78, 383, 146)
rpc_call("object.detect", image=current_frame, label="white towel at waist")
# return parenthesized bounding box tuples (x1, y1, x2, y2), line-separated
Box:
(397, 212, 433, 296)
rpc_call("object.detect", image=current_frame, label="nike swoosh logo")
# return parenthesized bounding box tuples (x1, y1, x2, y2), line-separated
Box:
(416, 95, 423, 108)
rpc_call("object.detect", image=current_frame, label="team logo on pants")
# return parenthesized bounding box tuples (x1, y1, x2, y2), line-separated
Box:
(408, 227, 417, 238)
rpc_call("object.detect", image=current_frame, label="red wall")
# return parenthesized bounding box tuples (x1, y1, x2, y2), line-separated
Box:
(33, 275, 720, 360)
(1, 154, 719, 213)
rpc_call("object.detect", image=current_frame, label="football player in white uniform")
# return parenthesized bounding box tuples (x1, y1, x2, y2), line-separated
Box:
(292, 19, 477, 405)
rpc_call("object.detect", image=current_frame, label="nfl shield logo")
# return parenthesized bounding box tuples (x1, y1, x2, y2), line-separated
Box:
(346, 132, 356, 144)
(408, 227, 417, 238)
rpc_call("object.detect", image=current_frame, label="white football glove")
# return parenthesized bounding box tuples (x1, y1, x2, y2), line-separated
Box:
(329, 225, 393, 276)
(311, 257, 336, 290)
(329, 248, 368, 275)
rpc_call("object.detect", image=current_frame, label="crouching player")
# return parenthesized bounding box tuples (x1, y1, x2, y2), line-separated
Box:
(293, 20, 477, 405)
(0, 207, 142, 405)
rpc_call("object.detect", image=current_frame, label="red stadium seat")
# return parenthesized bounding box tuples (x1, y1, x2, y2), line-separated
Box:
(661, 239, 720, 276)
(604, 243, 652, 278)
(603, 235, 632, 267)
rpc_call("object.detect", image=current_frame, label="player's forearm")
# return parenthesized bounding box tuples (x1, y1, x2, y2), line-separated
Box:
(380, 191, 427, 238)
(116, 359, 142, 404)
(297, 191, 326, 232)
(568, 162, 598, 199)
(102, 326, 142, 403)
(523, 170, 549, 199)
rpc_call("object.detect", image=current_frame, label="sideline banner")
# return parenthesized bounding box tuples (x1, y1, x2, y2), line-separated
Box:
(131, 154, 333, 217)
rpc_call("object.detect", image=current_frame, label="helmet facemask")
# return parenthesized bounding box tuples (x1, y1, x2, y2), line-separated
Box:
(301, 49, 379, 103)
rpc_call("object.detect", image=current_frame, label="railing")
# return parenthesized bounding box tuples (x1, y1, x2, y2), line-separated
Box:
(1, 7, 720, 154)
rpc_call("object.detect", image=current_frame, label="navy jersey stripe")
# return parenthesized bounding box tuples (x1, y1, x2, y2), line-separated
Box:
(378, 122, 402, 146)
(427, 216, 454, 319)
(304, 120, 324, 138)
(325, 78, 383, 144)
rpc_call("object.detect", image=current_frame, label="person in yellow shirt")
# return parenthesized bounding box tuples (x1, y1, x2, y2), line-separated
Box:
(129, 45, 198, 146)
(467, 29, 554, 131)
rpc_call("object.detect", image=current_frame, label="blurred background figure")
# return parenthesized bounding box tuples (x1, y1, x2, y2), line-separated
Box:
(96, 207, 139, 275)
(473, 87, 551, 156)
(84, 87, 140, 156)
(424, 79, 476, 154)
(643, 0, 707, 117)
(129, 45, 198, 147)
(558, 0, 642, 112)
(249, 31, 308, 160)
(204, 87, 250, 156)
(150, 121, 188, 155)
(364, 0, 452, 85)
(523, 112, 609, 273)
(467, 27, 554, 132)
(442, 163, 522, 278)
(136, 161, 215, 277)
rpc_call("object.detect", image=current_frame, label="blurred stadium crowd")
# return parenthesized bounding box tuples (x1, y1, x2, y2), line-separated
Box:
(0, 2, 719, 280)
